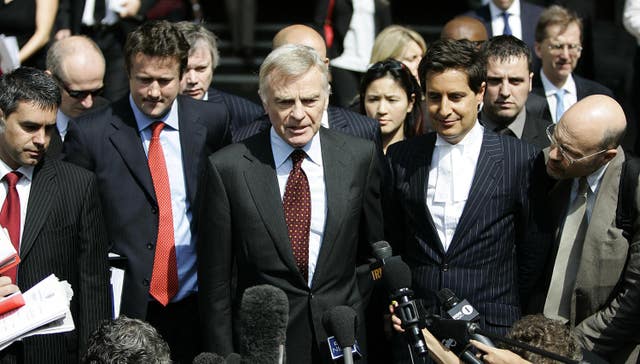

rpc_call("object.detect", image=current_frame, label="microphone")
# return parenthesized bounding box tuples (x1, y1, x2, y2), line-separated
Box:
(225, 353, 242, 364)
(192, 352, 227, 364)
(238, 284, 289, 364)
(381, 257, 428, 357)
(322, 306, 358, 364)
(437, 288, 495, 348)
(369, 240, 393, 281)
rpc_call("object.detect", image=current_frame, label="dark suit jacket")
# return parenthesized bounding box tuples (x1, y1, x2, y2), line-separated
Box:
(206, 87, 264, 135)
(198, 127, 384, 363)
(480, 108, 552, 150)
(531, 73, 615, 122)
(232, 106, 382, 147)
(384, 129, 545, 333)
(62, 95, 231, 319)
(1, 158, 111, 363)
(55, 0, 155, 34)
(532, 148, 640, 363)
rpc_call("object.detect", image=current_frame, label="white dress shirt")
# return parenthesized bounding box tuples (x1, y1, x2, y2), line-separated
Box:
(271, 128, 326, 286)
(330, 0, 376, 73)
(56, 110, 70, 141)
(568, 162, 608, 223)
(130, 96, 197, 302)
(427, 122, 484, 251)
(489, 0, 523, 40)
(540, 71, 578, 123)
(0, 159, 35, 248)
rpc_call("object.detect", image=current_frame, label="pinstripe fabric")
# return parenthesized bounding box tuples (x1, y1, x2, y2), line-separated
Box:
(207, 88, 264, 134)
(384, 129, 541, 334)
(0, 158, 111, 364)
(232, 106, 381, 146)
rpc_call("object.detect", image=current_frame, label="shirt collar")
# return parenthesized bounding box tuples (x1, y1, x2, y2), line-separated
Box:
(541, 70, 576, 97)
(202, 91, 209, 101)
(582, 160, 609, 195)
(435, 120, 484, 147)
(0, 157, 34, 182)
(490, 0, 520, 18)
(129, 94, 180, 132)
(271, 126, 323, 169)
(481, 107, 527, 138)
(56, 109, 70, 136)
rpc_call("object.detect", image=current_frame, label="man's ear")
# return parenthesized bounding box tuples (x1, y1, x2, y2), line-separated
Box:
(602, 148, 618, 164)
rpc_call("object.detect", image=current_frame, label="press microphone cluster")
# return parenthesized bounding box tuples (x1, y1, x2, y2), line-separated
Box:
(322, 306, 359, 364)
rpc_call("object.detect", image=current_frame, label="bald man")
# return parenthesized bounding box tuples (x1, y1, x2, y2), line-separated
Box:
(233, 24, 381, 147)
(45, 36, 108, 157)
(441, 15, 489, 44)
(534, 95, 640, 363)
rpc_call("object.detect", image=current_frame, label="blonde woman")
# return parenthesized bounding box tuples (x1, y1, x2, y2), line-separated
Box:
(370, 25, 427, 82)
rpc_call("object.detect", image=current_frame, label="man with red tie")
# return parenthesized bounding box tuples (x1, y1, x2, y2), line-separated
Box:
(0, 67, 111, 363)
(63, 20, 231, 363)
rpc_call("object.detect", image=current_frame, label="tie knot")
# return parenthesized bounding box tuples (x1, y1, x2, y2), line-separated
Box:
(577, 176, 589, 196)
(150, 121, 165, 139)
(502, 11, 510, 18)
(4, 171, 21, 187)
(290, 149, 306, 167)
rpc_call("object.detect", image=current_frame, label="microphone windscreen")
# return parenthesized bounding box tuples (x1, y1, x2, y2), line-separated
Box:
(381, 257, 412, 292)
(225, 352, 241, 364)
(322, 305, 357, 347)
(239, 284, 289, 363)
(371, 240, 393, 260)
(437, 288, 459, 309)
(192, 352, 227, 364)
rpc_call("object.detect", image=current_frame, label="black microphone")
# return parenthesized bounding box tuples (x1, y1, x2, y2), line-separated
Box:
(381, 258, 428, 357)
(369, 240, 393, 281)
(437, 288, 495, 348)
(423, 316, 484, 364)
(225, 353, 242, 364)
(192, 352, 227, 364)
(238, 284, 289, 364)
(322, 305, 357, 364)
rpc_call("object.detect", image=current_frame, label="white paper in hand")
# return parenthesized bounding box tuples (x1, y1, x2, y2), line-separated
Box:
(0, 35, 20, 73)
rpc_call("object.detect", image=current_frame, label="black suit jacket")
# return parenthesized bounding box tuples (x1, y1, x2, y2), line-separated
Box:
(206, 87, 264, 135)
(198, 127, 384, 363)
(62, 95, 231, 319)
(55, 0, 155, 34)
(480, 108, 552, 150)
(384, 129, 546, 333)
(1, 158, 111, 363)
(232, 106, 382, 146)
(531, 73, 615, 122)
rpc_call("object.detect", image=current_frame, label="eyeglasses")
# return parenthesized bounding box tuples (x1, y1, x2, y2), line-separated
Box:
(52, 74, 104, 99)
(547, 43, 583, 55)
(545, 124, 606, 164)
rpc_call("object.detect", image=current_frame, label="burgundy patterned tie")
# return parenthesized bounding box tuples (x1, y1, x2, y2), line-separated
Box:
(283, 150, 310, 281)
(0, 172, 21, 282)
(147, 122, 178, 305)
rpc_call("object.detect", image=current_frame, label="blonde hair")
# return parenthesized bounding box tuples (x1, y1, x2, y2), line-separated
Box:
(370, 25, 427, 64)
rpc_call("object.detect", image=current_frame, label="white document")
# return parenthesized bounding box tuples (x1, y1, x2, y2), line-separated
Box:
(0, 274, 75, 350)
(0, 35, 20, 74)
(0, 227, 18, 272)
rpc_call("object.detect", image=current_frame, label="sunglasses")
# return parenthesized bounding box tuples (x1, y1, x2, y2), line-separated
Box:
(52, 74, 104, 99)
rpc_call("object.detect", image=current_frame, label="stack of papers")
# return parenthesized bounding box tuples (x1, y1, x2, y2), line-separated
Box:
(0, 274, 75, 350)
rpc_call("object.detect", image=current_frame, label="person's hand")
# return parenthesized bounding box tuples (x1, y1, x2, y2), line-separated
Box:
(389, 304, 404, 333)
(470, 340, 531, 364)
(54, 29, 71, 41)
(118, 0, 141, 18)
(0, 276, 19, 297)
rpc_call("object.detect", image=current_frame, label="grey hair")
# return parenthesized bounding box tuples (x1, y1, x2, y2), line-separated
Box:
(174, 21, 220, 71)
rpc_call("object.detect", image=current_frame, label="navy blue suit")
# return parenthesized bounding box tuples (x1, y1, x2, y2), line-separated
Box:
(206, 87, 264, 135)
(384, 129, 546, 334)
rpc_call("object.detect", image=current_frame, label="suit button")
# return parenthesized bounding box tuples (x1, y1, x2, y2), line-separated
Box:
(151, 205, 158, 214)
(441, 264, 449, 272)
(143, 278, 149, 287)
(147, 243, 154, 250)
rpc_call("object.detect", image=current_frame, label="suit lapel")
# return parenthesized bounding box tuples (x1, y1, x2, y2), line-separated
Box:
(326, 107, 348, 133)
(108, 99, 156, 202)
(20, 160, 56, 260)
(243, 131, 302, 279)
(312, 128, 348, 286)
(178, 97, 207, 203)
(448, 130, 502, 254)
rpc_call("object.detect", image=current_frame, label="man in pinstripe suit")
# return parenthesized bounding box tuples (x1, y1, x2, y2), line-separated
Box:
(384, 39, 545, 352)
(0, 68, 111, 363)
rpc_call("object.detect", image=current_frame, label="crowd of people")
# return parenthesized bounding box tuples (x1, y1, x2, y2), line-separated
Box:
(0, 0, 639, 364)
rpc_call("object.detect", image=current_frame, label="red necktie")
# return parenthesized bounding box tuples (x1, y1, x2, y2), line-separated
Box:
(0, 172, 21, 283)
(283, 150, 310, 282)
(147, 122, 178, 305)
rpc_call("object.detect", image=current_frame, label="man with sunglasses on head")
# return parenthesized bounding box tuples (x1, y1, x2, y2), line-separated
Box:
(531, 94, 640, 363)
(45, 35, 108, 157)
(531, 5, 612, 124)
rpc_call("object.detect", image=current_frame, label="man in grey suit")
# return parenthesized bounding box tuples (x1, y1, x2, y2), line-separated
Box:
(198, 44, 383, 363)
(385, 39, 545, 361)
(537, 94, 639, 363)
(0, 68, 110, 363)
(479, 35, 551, 149)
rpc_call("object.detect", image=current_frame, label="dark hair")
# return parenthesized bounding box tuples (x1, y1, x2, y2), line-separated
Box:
(418, 38, 486, 95)
(506, 314, 582, 364)
(535, 5, 583, 43)
(82, 316, 171, 364)
(481, 35, 532, 72)
(0, 67, 60, 117)
(359, 59, 423, 138)
(124, 20, 190, 77)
